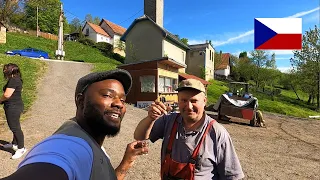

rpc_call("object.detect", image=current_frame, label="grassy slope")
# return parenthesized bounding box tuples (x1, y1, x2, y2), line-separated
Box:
(0, 32, 121, 66)
(207, 80, 318, 118)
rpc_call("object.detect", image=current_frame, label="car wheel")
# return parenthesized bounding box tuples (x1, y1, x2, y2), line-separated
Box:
(15, 54, 21, 56)
(39, 56, 44, 60)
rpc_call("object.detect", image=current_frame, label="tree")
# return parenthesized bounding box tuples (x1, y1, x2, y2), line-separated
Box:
(239, 51, 248, 58)
(266, 53, 277, 69)
(116, 39, 125, 51)
(250, 50, 269, 87)
(69, 17, 82, 33)
(214, 50, 223, 70)
(0, 0, 21, 23)
(25, 0, 62, 34)
(180, 38, 188, 45)
(85, 14, 93, 23)
(93, 16, 100, 25)
(292, 25, 320, 109)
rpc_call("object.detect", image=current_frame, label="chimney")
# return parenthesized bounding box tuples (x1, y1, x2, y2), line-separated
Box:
(144, 0, 164, 28)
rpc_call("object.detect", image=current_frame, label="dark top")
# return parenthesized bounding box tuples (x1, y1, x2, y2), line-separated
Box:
(2, 77, 24, 107)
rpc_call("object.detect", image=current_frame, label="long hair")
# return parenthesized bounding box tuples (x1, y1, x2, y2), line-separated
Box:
(3, 63, 23, 82)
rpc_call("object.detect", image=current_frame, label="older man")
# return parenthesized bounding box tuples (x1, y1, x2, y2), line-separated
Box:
(134, 79, 244, 180)
(2, 69, 148, 180)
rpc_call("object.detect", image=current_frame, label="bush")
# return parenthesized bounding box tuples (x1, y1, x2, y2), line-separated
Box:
(112, 53, 125, 63)
(78, 38, 96, 47)
(95, 42, 113, 56)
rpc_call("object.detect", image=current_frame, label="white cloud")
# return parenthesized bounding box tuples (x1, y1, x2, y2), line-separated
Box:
(287, 7, 320, 18)
(277, 67, 293, 73)
(276, 57, 292, 60)
(269, 50, 296, 55)
(188, 7, 319, 47)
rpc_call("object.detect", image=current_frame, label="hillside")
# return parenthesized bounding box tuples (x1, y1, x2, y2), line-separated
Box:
(207, 80, 319, 118)
(0, 32, 121, 67)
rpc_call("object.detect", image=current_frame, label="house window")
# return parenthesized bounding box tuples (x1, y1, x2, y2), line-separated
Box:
(101, 37, 103, 40)
(140, 76, 155, 93)
(159, 76, 178, 93)
(86, 28, 89, 36)
(210, 50, 211, 60)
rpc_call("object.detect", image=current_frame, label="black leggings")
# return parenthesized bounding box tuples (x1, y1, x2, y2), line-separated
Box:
(4, 106, 24, 149)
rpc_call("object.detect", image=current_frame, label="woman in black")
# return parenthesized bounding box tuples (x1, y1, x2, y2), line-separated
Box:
(0, 63, 27, 159)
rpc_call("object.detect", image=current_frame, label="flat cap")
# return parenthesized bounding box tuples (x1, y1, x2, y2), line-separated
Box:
(175, 79, 206, 93)
(75, 69, 132, 97)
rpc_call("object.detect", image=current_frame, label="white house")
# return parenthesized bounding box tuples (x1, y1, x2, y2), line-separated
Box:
(82, 22, 111, 43)
(215, 53, 231, 78)
(99, 19, 126, 56)
(82, 19, 127, 56)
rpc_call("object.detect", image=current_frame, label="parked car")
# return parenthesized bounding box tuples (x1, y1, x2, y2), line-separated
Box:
(6, 48, 50, 59)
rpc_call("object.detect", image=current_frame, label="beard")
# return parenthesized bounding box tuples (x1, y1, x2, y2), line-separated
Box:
(83, 99, 122, 137)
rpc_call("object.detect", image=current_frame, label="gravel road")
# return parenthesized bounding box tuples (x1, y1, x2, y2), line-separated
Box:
(0, 60, 319, 180)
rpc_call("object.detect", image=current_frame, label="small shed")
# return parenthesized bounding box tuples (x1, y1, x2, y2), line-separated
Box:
(118, 57, 186, 108)
(0, 22, 7, 44)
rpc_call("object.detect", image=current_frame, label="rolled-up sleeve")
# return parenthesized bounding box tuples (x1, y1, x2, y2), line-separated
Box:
(149, 115, 167, 143)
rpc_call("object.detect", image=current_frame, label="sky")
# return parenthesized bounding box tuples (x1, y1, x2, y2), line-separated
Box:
(61, 0, 320, 72)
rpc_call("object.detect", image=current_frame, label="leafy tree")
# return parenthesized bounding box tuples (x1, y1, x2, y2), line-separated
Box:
(180, 38, 188, 45)
(116, 40, 125, 51)
(85, 14, 93, 23)
(292, 25, 320, 108)
(250, 50, 269, 87)
(69, 17, 82, 33)
(239, 51, 248, 58)
(93, 16, 100, 25)
(214, 50, 223, 69)
(266, 53, 277, 69)
(25, 0, 62, 34)
(0, 0, 22, 23)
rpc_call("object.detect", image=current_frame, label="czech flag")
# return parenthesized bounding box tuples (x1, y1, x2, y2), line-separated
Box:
(254, 18, 302, 50)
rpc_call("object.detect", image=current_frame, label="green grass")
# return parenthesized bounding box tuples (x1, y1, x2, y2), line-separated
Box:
(0, 32, 121, 66)
(207, 80, 319, 118)
(0, 54, 47, 113)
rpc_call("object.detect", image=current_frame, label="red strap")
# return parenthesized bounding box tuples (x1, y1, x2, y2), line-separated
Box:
(166, 114, 180, 153)
(191, 119, 216, 159)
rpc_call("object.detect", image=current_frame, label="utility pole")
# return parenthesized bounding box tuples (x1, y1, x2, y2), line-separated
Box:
(36, 6, 39, 37)
(55, 3, 65, 60)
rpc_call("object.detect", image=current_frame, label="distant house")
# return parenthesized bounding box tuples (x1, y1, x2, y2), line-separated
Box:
(82, 21, 111, 43)
(121, 14, 190, 73)
(215, 53, 231, 78)
(81, 19, 126, 56)
(186, 43, 215, 81)
(99, 19, 127, 56)
(0, 22, 6, 44)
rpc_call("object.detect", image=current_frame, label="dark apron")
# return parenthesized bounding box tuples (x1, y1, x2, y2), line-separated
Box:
(161, 114, 215, 180)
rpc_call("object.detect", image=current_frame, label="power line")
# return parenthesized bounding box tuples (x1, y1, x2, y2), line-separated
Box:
(119, 8, 143, 25)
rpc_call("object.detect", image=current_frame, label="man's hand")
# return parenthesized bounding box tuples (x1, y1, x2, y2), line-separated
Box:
(120, 141, 149, 168)
(148, 100, 173, 121)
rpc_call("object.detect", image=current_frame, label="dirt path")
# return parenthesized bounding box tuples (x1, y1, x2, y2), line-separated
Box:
(0, 60, 319, 179)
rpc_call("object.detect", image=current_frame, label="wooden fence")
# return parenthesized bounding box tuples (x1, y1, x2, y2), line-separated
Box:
(28, 30, 58, 41)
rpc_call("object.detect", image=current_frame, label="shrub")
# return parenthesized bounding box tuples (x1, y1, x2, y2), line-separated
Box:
(95, 42, 113, 56)
(78, 38, 96, 47)
(112, 53, 125, 63)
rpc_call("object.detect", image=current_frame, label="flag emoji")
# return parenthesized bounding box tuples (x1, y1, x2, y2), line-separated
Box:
(254, 18, 302, 50)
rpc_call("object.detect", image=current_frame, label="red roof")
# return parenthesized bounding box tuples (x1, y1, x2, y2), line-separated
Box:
(87, 22, 110, 37)
(216, 53, 230, 70)
(101, 19, 126, 35)
(179, 73, 210, 85)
